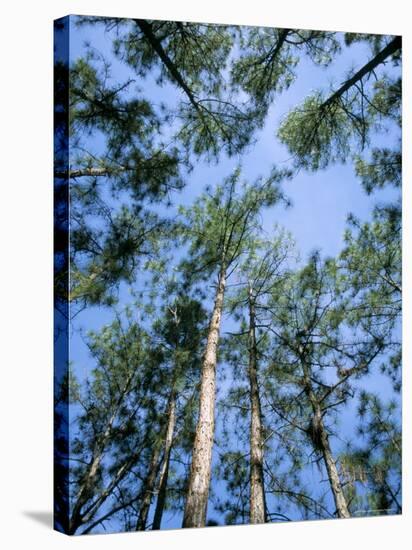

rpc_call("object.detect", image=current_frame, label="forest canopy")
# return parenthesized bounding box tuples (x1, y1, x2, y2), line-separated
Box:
(54, 16, 401, 534)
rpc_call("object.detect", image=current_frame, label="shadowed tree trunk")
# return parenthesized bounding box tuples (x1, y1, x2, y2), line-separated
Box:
(248, 286, 267, 524)
(152, 393, 177, 530)
(69, 449, 105, 534)
(135, 444, 163, 530)
(182, 263, 227, 528)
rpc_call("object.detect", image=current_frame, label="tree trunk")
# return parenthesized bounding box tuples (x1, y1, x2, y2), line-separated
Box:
(68, 449, 104, 534)
(303, 369, 350, 519)
(135, 19, 201, 115)
(248, 287, 267, 524)
(152, 394, 177, 530)
(135, 445, 162, 530)
(182, 264, 226, 528)
(322, 36, 401, 109)
(315, 407, 350, 519)
(69, 409, 118, 534)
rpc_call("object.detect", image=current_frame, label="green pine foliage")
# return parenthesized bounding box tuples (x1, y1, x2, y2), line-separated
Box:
(57, 18, 402, 533)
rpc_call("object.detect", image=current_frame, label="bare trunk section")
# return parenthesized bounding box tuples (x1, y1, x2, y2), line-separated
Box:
(182, 265, 226, 528)
(316, 408, 350, 519)
(152, 395, 177, 530)
(248, 287, 267, 524)
(302, 363, 350, 519)
(54, 166, 126, 179)
(135, 445, 162, 530)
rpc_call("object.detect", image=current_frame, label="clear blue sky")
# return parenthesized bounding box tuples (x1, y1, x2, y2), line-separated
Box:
(66, 16, 401, 532)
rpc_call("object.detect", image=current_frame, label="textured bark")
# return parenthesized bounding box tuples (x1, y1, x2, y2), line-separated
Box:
(317, 413, 351, 519)
(182, 265, 226, 528)
(248, 287, 267, 524)
(152, 395, 177, 530)
(135, 445, 162, 530)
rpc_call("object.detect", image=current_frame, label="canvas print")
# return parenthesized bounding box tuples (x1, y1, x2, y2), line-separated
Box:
(54, 15, 402, 535)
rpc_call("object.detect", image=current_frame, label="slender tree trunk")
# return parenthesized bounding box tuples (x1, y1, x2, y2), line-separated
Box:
(69, 409, 118, 534)
(248, 287, 267, 524)
(303, 365, 350, 519)
(134, 19, 202, 115)
(322, 36, 401, 109)
(315, 407, 350, 519)
(68, 450, 104, 534)
(268, 29, 290, 63)
(135, 445, 162, 530)
(152, 394, 177, 530)
(182, 264, 226, 528)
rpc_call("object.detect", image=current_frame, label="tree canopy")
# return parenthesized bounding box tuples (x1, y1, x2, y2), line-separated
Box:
(54, 15, 401, 534)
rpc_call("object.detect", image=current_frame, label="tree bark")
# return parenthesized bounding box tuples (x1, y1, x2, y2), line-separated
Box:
(182, 264, 226, 528)
(248, 287, 267, 524)
(152, 394, 177, 530)
(316, 406, 350, 519)
(54, 166, 126, 179)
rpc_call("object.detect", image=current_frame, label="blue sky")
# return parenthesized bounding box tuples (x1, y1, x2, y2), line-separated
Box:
(65, 16, 401, 533)
(68, 17, 398, 262)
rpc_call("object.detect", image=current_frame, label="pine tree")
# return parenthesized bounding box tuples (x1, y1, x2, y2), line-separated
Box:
(149, 294, 207, 530)
(262, 254, 388, 518)
(180, 168, 289, 527)
(339, 202, 401, 390)
(68, 317, 158, 534)
(340, 392, 401, 515)
(223, 232, 294, 523)
(78, 17, 260, 159)
(278, 35, 401, 176)
(231, 27, 340, 116)
(56, 18, 402, 532)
